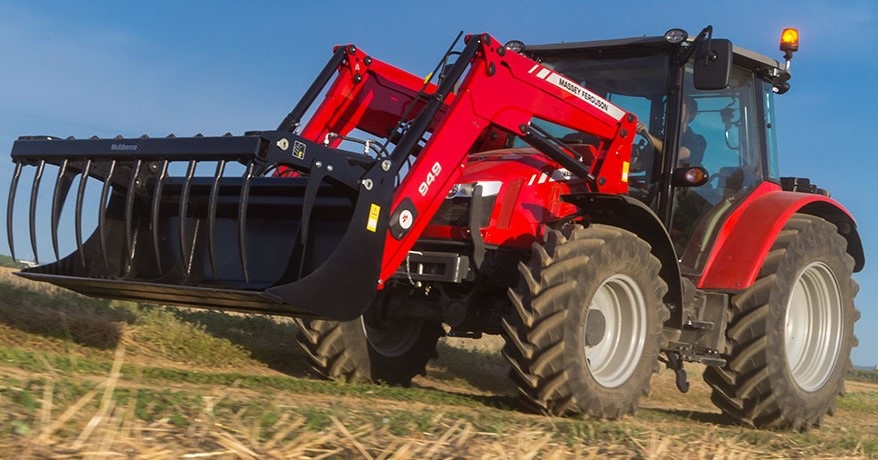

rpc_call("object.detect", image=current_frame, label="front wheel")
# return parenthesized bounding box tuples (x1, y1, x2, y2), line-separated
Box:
(295, 289, 444, 386)
(703, 214, 859, 430)
(502, 224, 669, 418)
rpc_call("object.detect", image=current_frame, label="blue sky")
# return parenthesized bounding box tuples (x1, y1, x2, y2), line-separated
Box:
(0, 1, 875, 366)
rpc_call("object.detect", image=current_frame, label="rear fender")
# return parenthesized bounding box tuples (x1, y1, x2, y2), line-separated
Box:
(564, 193, 684, 324)
(697, 184, 864, 290)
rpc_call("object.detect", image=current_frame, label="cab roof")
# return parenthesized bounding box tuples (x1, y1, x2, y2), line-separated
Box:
(522, 33, 787, 81)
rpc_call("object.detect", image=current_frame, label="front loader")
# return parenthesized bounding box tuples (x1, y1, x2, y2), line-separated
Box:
(7, 27, 865, 430)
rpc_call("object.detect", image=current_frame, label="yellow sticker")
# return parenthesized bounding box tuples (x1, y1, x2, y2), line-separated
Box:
(621, 160, 630, 183)
(367, 203, 381, 232)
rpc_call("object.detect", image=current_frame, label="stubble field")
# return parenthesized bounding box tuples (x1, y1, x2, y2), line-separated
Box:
(1, 266, 876, 458)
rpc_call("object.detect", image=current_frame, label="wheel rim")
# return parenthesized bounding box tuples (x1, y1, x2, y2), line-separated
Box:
(784, 262, 843, 392)
(362, 316, 424, 358)
(585, 274, 648, 388)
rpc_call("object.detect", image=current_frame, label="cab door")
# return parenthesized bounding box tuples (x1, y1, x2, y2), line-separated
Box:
(670, 65, 772, 272)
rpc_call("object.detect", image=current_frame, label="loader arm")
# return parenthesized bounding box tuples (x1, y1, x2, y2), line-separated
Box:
(364, 34, 638, 284)
(297, 45, 449, 146)
(283, 34, 639, 285)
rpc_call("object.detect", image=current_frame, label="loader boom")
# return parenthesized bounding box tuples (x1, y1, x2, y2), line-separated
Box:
(282, 34, 637, 285)
(377, 34, 636, 284)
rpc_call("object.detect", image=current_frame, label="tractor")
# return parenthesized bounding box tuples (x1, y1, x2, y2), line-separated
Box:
(6, 26, 863, 430)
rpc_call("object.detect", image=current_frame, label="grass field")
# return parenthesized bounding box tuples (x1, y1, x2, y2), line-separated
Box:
(1, 266, 876, 458)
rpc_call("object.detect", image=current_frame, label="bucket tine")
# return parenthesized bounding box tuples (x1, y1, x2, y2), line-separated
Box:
(50, 159, 70, 262)
(7, 161, 23, 261)
(29, 160, 46, 265)
(124, 159, 142, 275)
(98, 160, 117, 270)
(150, 160, 168, 273)
(238, 162, 255, 283)
(207, 160, 226, 278)
(178, 160, 197, 274)
(295, 164, 328, 277)
(75, 159, 92, 267)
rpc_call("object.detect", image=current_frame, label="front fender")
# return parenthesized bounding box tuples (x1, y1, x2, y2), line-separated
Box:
(564, 193, 683, 314)
(698, 183, 864, 290)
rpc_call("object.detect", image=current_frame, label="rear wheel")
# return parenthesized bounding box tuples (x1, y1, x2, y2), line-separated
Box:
(502, 224, 668, 418)
(703, 214, 859, 430)
(295, 289, 444, 386)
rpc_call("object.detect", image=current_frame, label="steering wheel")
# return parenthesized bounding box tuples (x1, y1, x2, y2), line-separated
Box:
(630, 128, 656, 173)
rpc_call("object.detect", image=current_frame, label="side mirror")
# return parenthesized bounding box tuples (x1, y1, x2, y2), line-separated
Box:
(673, 166, 710, 187)
(693, 38, 732, 90)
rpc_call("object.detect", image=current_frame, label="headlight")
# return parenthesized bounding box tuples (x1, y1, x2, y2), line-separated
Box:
(664, 28, 688, 44)
(446, 181, 502, 199)
(504, 40, 526, 53)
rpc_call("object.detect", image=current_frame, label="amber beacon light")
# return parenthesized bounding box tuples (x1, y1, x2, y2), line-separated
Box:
(780, 28, 799, 57)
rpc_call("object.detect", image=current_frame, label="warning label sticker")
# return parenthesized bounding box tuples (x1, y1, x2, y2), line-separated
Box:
(292, 140, 306, 160)
(367, 204, 381, 232)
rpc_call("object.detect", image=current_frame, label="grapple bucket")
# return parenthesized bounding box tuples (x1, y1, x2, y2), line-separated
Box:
(7, 131, 394, 321)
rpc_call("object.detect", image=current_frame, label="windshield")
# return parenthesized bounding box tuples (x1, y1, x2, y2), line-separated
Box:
(513, 54, 670, 203)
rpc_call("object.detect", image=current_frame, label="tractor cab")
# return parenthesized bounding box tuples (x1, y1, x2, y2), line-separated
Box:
(518, 26, 799, 272)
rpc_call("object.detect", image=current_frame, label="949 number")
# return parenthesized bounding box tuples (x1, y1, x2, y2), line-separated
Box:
(418, 162, 442, 196)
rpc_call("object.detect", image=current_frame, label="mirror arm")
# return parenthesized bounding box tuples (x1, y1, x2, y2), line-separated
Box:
(675, 25, 713, 66)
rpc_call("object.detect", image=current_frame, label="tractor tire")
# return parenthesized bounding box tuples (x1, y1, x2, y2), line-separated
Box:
(502, 224, 669, 418)
(703, 214, 859, 430)
(295, 292, 444, 386)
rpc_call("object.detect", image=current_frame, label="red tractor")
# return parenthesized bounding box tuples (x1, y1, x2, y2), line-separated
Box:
(7, 26, 863, 430)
